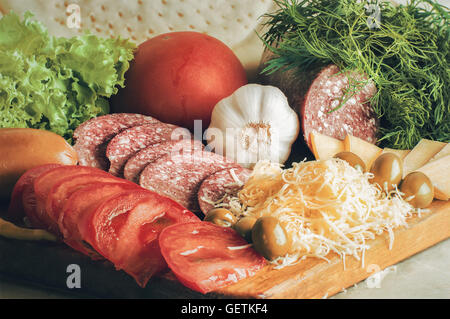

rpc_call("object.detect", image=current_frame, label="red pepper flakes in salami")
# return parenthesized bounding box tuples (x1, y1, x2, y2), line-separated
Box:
(124, 139, 204, 183)
(301, 65, 378, 147)
(139, 150, 241, 213)
(106, 123, 191, 177)
(73, 113, 160, 170)
(197, 167, 252, 215)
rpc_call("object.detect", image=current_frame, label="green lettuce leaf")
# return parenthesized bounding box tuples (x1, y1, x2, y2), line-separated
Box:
(0, 12, 136, 142)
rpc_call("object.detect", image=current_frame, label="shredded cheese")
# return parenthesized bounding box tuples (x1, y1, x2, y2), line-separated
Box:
(227, 168, 245, 187)
(202, 168, 248, 216)
(236, 159, 417, 268)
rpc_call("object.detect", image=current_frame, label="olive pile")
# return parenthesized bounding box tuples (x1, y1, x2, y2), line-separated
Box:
(334, 151, 434, 209)
(203, 208, 292, 260)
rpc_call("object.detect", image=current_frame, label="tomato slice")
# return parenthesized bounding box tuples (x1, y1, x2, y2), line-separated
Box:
(33, 165, 111, 234)
(7, 164, 63, 226)
(60, 183, 140, 259)
(79, 190, 199, 287)
(159, 222, 266, 294)
(45, 173, 133, 226)
(113, 193, 200, 287)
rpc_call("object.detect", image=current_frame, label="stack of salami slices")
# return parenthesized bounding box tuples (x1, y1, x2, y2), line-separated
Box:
(8, 164, 266, 293)
(73, 113, 252, 215)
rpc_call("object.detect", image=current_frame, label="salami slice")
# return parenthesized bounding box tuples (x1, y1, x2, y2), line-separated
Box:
(259, 54, 378, 148)
(301, 65, 378, 147)
(123, 139, 204, 183)
(106, 123, 191, 177)
(139, 150, 240, 212)
(78, 189, 199, 287)
(73, 113, 160, 170)
(197, 167, 252, 215)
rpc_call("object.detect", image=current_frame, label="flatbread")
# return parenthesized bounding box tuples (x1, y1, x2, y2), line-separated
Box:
(0, 0, 277, 79)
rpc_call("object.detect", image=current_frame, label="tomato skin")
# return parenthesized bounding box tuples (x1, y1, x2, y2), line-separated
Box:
(112, 32, 248, 131)
(7, 164, 62, 224)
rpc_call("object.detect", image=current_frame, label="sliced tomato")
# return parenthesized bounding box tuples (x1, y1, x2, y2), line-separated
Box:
(32, 165, 111, 234)
(159, 222, 266, 294)
(79, 190, 199, 287)
(78, 190, 152, 252)
(112, 193, 199, 287)
(45, 173, 133, 226)
(60, 182, 140, 258)
(8, 164, 63, 226)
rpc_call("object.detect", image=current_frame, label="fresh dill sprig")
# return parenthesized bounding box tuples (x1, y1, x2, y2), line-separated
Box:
(260, 0, 449, 149)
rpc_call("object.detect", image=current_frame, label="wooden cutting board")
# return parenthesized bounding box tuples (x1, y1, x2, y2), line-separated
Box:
(0, 199, 449, 299)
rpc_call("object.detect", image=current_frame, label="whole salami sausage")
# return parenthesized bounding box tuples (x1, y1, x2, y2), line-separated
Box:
(123, 139, 204, 184)
(73, 113, 160, 170)
(259, 51, 378, 149)
(106, 123, 191, 177)
(197, 167, 252, 215)
(139, 150, 241, 213)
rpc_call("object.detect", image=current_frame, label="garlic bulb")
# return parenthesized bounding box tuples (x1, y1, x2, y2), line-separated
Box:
(205, 84, 300, 168)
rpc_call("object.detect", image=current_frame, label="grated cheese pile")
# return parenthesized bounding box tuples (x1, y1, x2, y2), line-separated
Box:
(236, 159, 417, 268)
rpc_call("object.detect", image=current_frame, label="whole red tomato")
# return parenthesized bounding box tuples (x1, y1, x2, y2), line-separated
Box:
(112, 32, 248, 131)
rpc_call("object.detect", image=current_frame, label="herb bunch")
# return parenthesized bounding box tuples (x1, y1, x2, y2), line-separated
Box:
(261, 0, 449, 149)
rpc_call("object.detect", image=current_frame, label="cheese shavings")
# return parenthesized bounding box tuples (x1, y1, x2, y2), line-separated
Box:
(200, 168, 247, 216)
(237, 159, 416, 268)
(225, 168, 245, 187)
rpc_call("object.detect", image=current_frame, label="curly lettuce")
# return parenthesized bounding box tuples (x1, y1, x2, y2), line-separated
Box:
(0, 12, 136, 141)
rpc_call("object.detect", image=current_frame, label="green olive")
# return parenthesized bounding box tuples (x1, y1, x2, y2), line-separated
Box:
(251, 216, 292, 260)
(334, 151, 366, 172)
(400, 172, 434, 208)
(369, 153, 403, 191)
(204, 208, 237, 227)
(233, 216, 257, 242)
